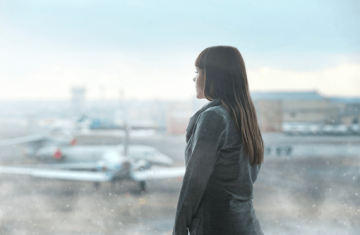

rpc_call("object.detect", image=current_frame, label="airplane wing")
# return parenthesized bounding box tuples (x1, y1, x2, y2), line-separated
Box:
(16, 163, 100, 171)
(130, 166, 185, 181)
(0, 135, 45, 147)
(74, 129, 156, 138)
(0, 166, 113, 182)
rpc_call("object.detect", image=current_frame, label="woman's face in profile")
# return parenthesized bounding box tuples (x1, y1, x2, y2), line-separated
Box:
(193, 66, 205, 99)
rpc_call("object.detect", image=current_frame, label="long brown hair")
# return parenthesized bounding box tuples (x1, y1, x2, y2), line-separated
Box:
(195, 46, 264, 165)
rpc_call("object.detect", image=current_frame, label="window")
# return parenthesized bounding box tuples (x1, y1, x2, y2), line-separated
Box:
(0, 1, 359, 234)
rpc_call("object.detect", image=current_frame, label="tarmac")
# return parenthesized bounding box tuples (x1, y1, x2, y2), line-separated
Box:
(0, 123, 360, 234)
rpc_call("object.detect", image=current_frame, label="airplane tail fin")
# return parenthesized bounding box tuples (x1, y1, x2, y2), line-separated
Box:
(123, 121, 131, 157)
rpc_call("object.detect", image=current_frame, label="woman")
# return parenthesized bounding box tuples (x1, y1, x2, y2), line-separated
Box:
(173, 46, 264, 235)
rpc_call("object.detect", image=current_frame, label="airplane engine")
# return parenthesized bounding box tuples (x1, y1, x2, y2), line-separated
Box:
(133, 159, 151, 171)
(36, 146, 63, 161)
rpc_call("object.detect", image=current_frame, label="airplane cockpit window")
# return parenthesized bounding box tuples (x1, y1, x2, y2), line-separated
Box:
(0, 0, 359, 234)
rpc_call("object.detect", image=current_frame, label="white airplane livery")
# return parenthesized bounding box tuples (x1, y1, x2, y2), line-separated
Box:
(0, 122, 185, 191)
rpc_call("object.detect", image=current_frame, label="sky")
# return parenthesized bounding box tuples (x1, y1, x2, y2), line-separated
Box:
(0, 0, 359, 101)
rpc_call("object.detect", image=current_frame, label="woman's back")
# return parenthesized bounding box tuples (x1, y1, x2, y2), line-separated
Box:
(174, 99, 263, 235)
(195, 105, 262, 234)
(173, 46, 264, 235)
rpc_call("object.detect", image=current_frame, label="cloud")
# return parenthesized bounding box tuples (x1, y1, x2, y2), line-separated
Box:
(1, 60, 359, 101)
(248, 63, 360, 97)
(0, 56, 196, 101)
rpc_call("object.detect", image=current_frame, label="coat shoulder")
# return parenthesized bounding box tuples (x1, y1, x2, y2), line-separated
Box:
(203, 105, 231, 122)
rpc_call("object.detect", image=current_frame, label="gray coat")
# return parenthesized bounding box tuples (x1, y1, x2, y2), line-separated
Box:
(173, 98, 263, 235)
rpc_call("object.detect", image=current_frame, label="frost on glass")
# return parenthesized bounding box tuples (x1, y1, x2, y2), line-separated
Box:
(1, 96, 360, 234)
(0, 1, 359, 234)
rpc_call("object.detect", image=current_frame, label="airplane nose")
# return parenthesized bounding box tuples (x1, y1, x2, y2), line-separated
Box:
(118, 162, 131, 179)
(96, 161, 106, 171)
(155, 153, 174, 166)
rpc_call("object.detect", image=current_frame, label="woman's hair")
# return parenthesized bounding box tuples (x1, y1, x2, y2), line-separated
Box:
(195, 46, 264, 165)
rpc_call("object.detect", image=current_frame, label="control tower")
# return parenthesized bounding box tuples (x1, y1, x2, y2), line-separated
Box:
(71, 87, 86, 115)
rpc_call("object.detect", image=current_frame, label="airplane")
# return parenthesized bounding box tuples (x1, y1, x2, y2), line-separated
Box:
(0, 149, 185, 191)
(0, 114, 156, 160)
(0, 121, 185, 191)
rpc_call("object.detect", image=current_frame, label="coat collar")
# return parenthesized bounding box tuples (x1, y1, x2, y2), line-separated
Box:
(186, 98, 222, 143)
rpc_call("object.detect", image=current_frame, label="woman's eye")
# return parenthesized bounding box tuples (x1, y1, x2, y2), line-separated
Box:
(195, 71, 198, 74)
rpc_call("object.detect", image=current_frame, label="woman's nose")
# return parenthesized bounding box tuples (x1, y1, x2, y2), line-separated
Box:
(193, 77, 195, 82)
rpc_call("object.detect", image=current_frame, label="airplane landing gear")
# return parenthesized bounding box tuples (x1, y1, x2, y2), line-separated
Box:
(139, 181, 147, 192)
(276, 146, 292, 156)
(94, 182, 100, 190)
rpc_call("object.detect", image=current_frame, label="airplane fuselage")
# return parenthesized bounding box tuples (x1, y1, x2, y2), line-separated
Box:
(29, 144, 173, 167)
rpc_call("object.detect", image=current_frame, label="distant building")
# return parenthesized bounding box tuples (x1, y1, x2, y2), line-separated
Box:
(253, 99, 282, 132)
(251, 91, 339, 132)
(330, 97, 360, 125)
(166, 101, 193, 135)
